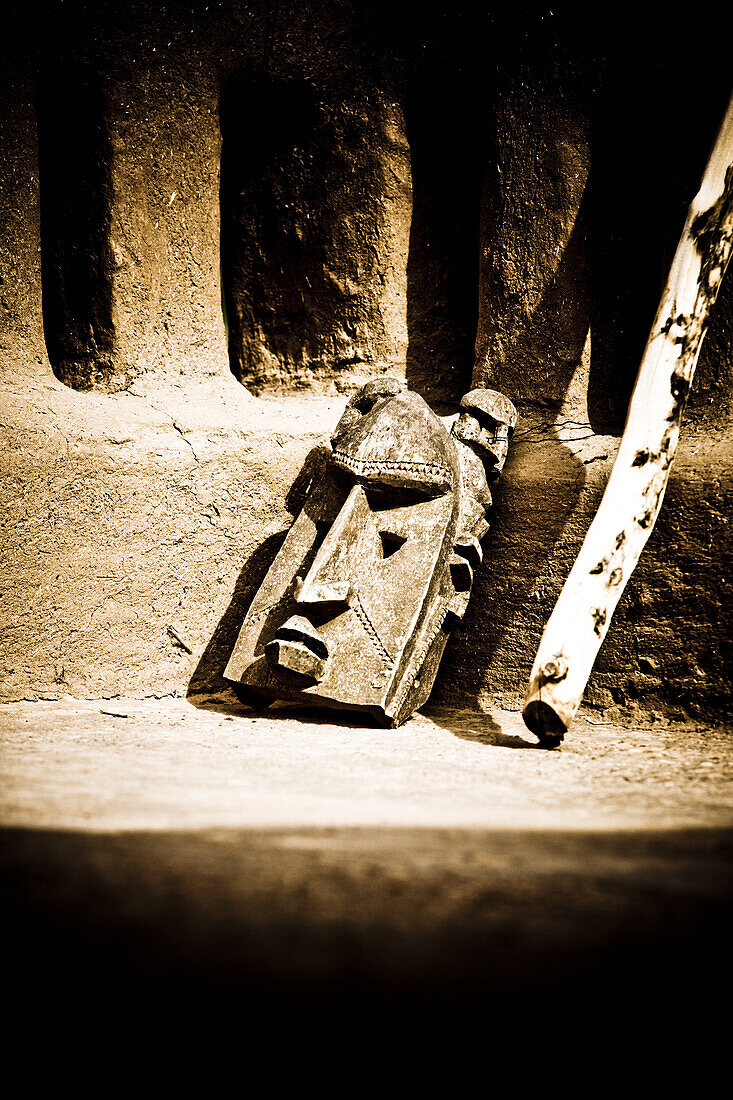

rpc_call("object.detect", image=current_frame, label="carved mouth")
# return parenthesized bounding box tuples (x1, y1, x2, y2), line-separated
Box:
(265, 614, 328, 683)
(274, 615, 329, 657)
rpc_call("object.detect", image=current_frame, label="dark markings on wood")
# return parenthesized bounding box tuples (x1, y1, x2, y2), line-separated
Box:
(670, 367, 691, 402)
(591, 607, 607, 636)
(692, 163, 733, 297)
(660, 312, 687, 339)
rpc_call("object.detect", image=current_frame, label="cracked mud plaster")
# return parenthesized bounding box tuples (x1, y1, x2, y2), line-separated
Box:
(1, 376, 731, 722)
(0, 386, 325, 702)
(1, 8, 732, 722)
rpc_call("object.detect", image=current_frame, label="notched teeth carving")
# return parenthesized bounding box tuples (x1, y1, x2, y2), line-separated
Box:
(330, 389, 458, 493)
(331, 449, 453, 489)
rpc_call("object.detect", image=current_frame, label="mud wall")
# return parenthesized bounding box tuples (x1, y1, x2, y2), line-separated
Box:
(1, 2, 731, 725)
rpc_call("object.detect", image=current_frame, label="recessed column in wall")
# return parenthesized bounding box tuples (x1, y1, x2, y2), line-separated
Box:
(473, 17, 595, 419)
(105, 62, 229, 387)
(0, 63, 44, 374)
(219, 75, 411, 395)
(37, 66, 117, 391)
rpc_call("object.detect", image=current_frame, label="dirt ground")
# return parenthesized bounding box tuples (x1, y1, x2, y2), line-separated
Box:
(2, 695, 731, 1065)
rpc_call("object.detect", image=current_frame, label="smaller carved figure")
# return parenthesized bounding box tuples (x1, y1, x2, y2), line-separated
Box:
(225, 378, 516, 725)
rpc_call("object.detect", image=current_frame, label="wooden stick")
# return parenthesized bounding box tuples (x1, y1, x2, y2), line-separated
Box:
(523, 92, 733, 745)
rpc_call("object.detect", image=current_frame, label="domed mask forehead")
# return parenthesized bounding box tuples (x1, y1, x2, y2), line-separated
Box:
(330, 390, 458, 495)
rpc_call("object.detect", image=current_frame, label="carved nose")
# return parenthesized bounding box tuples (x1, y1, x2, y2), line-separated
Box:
(294, 577, 352, 610)
(293, 483, 368, 611)
(266, 614, 328, 682)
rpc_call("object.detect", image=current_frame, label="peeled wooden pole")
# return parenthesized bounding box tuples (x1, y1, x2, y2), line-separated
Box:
(523, 93, 733, 745)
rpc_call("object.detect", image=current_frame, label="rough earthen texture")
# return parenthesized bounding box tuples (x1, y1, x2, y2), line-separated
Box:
(222, 81, 411, 394)
(0, 68, 44, 373)
(0, 4, 731, 725)
(474, 18, 595, 417)
(0, 372, 343, 701)
(473, 14, 733, 431)
(436, 421, 733, 726)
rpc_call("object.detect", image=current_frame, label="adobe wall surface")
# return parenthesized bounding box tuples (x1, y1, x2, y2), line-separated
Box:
(1, 2, 731, 726)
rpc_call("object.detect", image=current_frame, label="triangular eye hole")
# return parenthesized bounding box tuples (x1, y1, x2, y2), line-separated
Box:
(380, 531, 407, 558)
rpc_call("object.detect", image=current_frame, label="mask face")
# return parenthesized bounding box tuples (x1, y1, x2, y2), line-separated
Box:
(225, 380, 515, 725)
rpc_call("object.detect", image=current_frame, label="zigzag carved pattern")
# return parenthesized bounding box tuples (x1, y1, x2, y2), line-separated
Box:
(332, 450, 451, 483)
(351, 593, 395, 667)
(389, 600, 450, 715)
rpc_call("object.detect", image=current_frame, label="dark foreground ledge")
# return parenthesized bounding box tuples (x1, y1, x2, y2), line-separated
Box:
(1, 697, 731, 1053)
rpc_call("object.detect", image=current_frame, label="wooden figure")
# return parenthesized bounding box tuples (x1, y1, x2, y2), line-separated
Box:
(225, 378, 516, 725)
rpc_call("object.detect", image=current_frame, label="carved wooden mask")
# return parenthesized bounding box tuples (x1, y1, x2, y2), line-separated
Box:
(224, 379, 515, 726)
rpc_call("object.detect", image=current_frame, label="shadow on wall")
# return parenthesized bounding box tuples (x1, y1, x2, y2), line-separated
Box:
(219, 70, 408, 397)
(218, 27, 492, 410)
(188, 445, 331, 700)
(436, 27, 733, 707)
(587, 28, 733, 432)
(37, 65, 117, 392)
(435, 193, 592, 707)
(403, 61, 489, 410)
(187, 529, 287, 702)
